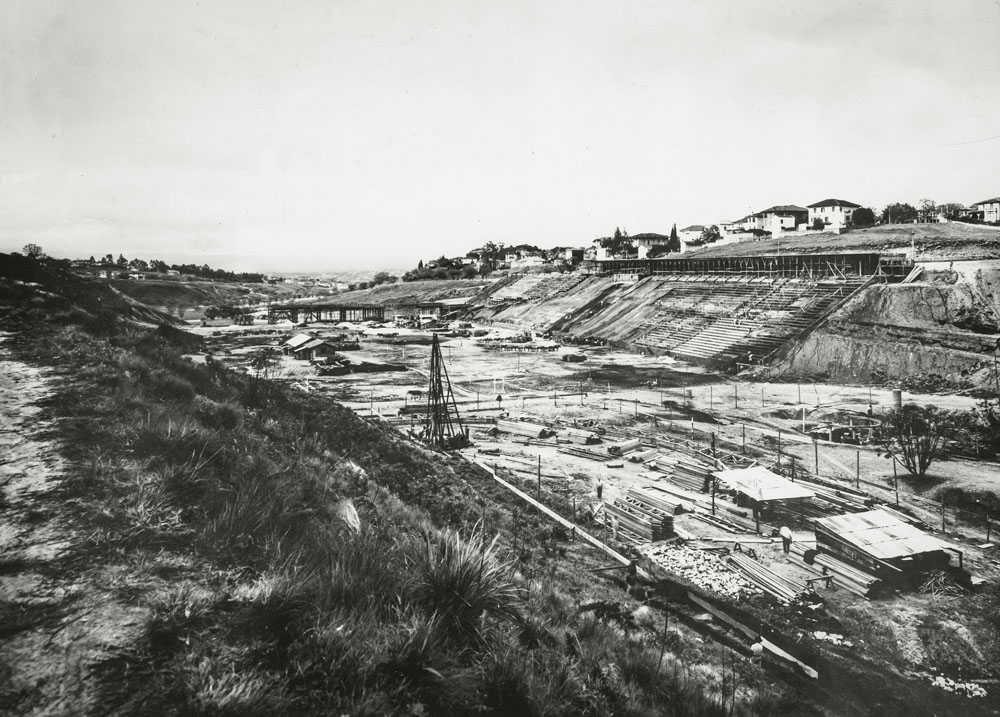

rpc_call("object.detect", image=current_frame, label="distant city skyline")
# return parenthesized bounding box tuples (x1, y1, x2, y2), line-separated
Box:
(2, 0, 998, 273)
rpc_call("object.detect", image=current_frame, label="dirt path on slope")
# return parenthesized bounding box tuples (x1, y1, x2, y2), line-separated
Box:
(0, 334, 148, 716)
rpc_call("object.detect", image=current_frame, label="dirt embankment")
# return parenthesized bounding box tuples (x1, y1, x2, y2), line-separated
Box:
(687, 222, 1000, 261)
(331, 278, 491, 305)
(779, 261, 1000, 389)
(111, 279, 309, 320)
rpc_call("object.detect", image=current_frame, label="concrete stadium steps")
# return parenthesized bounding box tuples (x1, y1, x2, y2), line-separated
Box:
(480, 274, 524, 305)
(487, 273, 589, 308)
(667, 278, 870, 366)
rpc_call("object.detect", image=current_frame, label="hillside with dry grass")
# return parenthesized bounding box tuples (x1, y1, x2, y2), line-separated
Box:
(687, 223, 1000, 261)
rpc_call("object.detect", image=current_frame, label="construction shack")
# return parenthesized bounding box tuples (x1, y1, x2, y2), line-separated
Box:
(283, 333, 315, 355)
(812, 510, 963, 587)
(291, 338, 338, 362)
(711, 466, 815, 520)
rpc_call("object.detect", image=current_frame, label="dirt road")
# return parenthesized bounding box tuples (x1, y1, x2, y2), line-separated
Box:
(0, 335, 147, 715)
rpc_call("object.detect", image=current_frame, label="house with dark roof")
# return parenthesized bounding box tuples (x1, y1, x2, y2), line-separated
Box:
(974, 196, 1000, 223)
(754, 205, 809, 234)
(808, 199, 862, 229)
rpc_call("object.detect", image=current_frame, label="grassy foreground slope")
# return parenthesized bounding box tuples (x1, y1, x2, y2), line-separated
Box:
(0, 256, 782, 716)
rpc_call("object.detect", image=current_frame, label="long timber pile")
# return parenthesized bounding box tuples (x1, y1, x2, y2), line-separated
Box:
(495, 419, 553, 439)
(606, 491, 675, 542)
(628, 486, 682, 515)
(558, 426, 601, 445)
(558, 445, 608, 461)
(788, 544, 882, 597)
(810, 553, 883, 598)
(727, 553, 809, 604)
(655, 456, 713, 492)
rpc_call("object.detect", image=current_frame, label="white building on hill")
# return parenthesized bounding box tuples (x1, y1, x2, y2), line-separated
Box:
(974, 196, 1000, 223)
(808, 199, 862, 229)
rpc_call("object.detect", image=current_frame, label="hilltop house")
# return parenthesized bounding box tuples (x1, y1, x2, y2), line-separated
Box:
(974, 197, 1000, 223)
(678, 225, 705, 245)
(754, 205, 809, 234)
(808, 199, 862, 229)
(633, 233, 671, 258)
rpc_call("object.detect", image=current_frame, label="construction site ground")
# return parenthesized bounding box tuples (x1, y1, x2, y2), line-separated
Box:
(198, 320, 1000, 711)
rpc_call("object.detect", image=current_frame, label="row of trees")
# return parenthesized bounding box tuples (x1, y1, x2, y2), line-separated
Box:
(83, 253, 266, 283)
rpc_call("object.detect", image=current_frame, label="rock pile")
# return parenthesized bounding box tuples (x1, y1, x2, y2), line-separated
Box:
(643, 544, 761, 600)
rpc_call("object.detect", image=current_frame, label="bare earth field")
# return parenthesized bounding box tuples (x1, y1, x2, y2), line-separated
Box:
(198, 318, 1000, 712)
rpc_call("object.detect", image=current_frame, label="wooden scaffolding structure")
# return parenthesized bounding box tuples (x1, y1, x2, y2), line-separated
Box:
(423, 333, 469, 450)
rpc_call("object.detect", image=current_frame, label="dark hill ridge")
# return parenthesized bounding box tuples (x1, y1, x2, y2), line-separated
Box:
(0, 252, 182, 328)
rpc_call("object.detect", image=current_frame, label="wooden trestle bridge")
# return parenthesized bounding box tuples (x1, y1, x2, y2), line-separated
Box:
(265, 301, 385, 324)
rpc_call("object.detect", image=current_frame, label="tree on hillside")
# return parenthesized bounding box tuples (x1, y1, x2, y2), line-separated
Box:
(601, 227, 634, 256)
(699, 225, 721, 243)
(372, 271, 397, 286)
(881, 203, 918, 224)
(22, 243, 43, 258)
(938, 203, 965, 220)
(852, 207, 877, 227)
(879, 405, 956, 477)
(667, 224, 681, 253)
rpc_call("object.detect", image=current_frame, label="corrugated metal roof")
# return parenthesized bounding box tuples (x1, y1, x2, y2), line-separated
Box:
(711, 466, 815, 502)
(293, 338, 328, 352)
(284, 333, 315, 348)
(814, 510, 948, 560)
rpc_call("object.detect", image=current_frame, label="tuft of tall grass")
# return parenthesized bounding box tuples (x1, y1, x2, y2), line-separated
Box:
(409, 526, 522, 640)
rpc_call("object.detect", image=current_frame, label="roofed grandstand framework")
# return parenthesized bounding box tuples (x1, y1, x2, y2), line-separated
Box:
(474, 252, 912, 372)
(589, 251, 910, 280)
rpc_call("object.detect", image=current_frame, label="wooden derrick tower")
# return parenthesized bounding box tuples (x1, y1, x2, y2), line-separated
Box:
(423, 333, 469, 450)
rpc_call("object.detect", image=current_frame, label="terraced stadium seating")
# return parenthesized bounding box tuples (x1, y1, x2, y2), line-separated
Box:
(634, 274, 870, 367)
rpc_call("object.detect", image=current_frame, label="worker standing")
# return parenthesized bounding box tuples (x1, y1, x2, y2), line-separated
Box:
(751, 638, 764, 667)
(596, 480, 604, 500)
(779, 525, 793, 555)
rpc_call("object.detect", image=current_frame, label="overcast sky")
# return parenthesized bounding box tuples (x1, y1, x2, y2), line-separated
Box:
(2, 0, 999, 273)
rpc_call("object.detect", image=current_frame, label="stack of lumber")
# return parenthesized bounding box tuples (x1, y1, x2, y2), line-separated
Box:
(643, 544, 761, 599)
(788, 542, 818, 564)
(628, 486, 682, 515)
(809, 553, 882, 598)
(640, 482, 706, 512)
(670, 457, 713, 492)
(727, 553, 807, 603)
(628, 448, 660, 463)
(496, 419, 553, 439)
(795, 478, 871, 512)
(558, 445, 607, 461)
(559, 427, 601, 445)
(689, 512, 756, 534)
(607, 437, 643, 456)
(605, 499, 673, 542)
